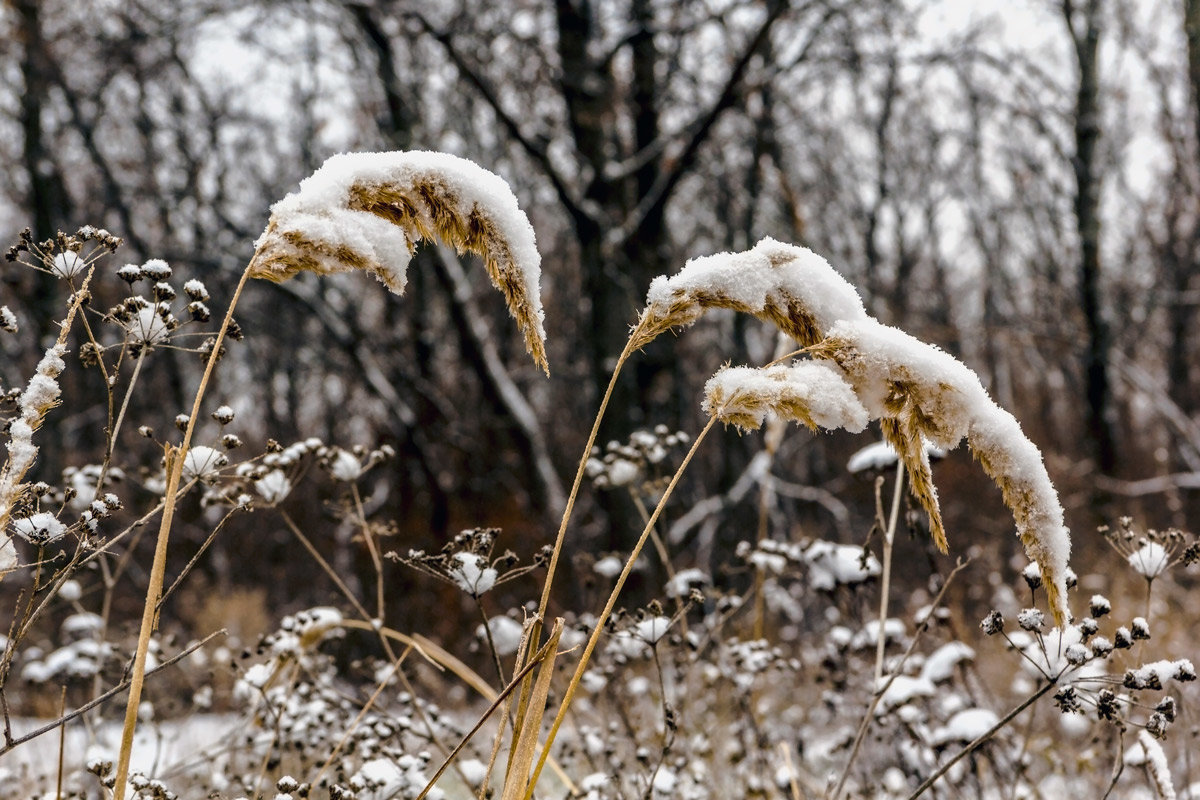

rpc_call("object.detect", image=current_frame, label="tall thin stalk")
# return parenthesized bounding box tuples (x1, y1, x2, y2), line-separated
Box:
(112, 266, 252, 800)
(523, 416, 717, 799)
(875, 460, 905, 684)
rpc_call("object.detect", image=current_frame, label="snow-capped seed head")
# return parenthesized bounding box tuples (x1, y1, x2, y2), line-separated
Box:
(183, 279, 209, 301)
(117, 264, 142, 283)
(1022, 562, 1043, 590)
(1064, 643, 1089, 666)
(182, 445, 228, 480)
(979, 609, 1008, 633)
(1174, 659, 1196, 681)
(1089, 595, 1111, 618)
(174, 414, 190, 431)
(329, 449, 362, 482)
(138, 425, 155, 438)
(51, 250, 86, 278)
(0, 305, 17, 333)
(12, 512, 68, 544)
(141, 258, 171, 280)
(188, 301, 210, 322)
(1078, 617, 1098, 638)
(248, 150, 548, 373)
(1017, 608, 1045, 632)
(1090, 637, 1113, 658)
(153, 281, 175, 301)
(1131, 617, 1151, 640)
(222, 434, 242, 449)
(449, 552, 498, 595)
(212, 405, 235, 424)
(1114, 627, 1133, 649)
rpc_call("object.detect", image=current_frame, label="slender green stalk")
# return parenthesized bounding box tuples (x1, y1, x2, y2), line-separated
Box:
(523, 416, 717, 799)
(112, 265, 252, 800)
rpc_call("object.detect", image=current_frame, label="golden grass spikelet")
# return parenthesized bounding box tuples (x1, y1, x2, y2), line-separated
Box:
(810, 319, 1071, 624)
(248, 151, 548, 373)
(702, 362, 870, 435)
(646, 237, 1070, 623)
(633, 237, 868, 351)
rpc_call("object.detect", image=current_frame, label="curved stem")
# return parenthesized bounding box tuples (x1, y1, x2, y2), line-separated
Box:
(112, 265, 252, 800)
(533, 319, 645, 632)
(524, 416, 717, 799)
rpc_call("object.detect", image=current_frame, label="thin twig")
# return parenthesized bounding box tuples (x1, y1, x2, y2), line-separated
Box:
(0, 630, 225, 757)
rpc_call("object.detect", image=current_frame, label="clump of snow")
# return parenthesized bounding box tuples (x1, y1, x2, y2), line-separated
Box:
(1128, 542, 1170, 579)
(1127, 731, 1177, 800)
(254, 470, 292, 504)
(0, 305, 17, 333)
(921, 641, 976, 683)
(126, 306, 170, 345)
(329, 448, 363, 482)
(875, 675, 935, 713)
(593, 555, 623, 578)
(477, 615, 524, 656)
(449, 552, 497, 595)
(11, 512, 67, 545)
(665, 568, 710, 598)
(703, 361, 869, 433)
(51, 251, 86, 278)
(932, 708, 999, 746)
(847, 440, 946, 474)
(805, 541, 879, 590)
(183, 446, 227, 480)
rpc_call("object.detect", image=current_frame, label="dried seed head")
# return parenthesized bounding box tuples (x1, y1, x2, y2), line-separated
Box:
(248, 151, 548, 373)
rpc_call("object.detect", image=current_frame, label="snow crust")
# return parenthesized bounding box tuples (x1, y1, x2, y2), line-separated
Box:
(646, 237, 867, 335)
(932, 708, 999, 746)
(805, 541, 880, 590)
(703, 361, 869, 433)
(847, 440, 946, 474)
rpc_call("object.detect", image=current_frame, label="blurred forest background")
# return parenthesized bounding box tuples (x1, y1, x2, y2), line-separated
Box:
(2, 0, 1198, 638)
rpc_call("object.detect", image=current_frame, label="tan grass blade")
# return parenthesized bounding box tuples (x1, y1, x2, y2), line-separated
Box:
(501, 618, 563, 800)
(248, 151, 548, 373)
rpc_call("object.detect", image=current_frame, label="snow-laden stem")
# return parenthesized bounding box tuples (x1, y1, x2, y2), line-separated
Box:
(906, 679, 1059, 800)
(875, 460, 905, 685)
(524, 416, 718, 799)
(112, 264, 251, 800)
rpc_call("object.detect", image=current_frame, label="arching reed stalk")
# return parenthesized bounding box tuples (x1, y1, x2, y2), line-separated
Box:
(113, 150, 547, 800)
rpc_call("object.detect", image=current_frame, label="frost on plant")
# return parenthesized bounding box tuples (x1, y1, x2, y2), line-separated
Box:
(644, 236, 1072, 624)
(247, 150, 548, 373)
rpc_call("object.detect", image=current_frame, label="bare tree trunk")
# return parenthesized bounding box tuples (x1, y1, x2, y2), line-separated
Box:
(1064, 0, 1117, 475)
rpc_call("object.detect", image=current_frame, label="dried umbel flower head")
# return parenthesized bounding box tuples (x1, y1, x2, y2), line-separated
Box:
(634, 237, 867, 350)
(248, 150, 548, 373)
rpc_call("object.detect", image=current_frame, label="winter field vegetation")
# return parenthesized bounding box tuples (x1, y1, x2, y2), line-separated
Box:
(4, 2, 1200, 799)
(0, 150, 1197, 800)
